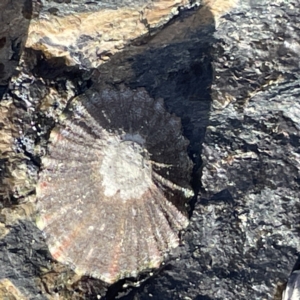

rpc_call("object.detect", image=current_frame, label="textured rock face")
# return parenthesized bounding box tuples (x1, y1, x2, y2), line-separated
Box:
(0, 0, 300, 299)
(26, 0, 193, 68)
(127, 1, 300, 300)
(0, 0, 32, 89)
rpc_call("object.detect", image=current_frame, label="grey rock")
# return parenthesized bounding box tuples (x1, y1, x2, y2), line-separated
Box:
(122, 0, 300, 299)
(1, 0, 300, 299)
(0, 0, 32, 89)
(0, 220, 50, 299)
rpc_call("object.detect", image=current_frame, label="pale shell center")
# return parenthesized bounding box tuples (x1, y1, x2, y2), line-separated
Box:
(100, 134, 152, 200)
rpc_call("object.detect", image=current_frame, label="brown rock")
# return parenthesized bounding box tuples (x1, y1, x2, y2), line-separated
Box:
(0, 279, 28, 300)
(26, 0, 192, 68)
(0, 99, 37, 201)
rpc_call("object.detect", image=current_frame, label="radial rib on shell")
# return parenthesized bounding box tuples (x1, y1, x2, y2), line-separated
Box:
(36, 85, 194, 284)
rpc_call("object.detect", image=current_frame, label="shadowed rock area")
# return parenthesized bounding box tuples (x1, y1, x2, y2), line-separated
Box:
(0, 0, 299, 299)
(0, 0, 34, 92)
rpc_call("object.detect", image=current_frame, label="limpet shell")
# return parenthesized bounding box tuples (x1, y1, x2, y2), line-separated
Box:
(36, 85, 193, 284)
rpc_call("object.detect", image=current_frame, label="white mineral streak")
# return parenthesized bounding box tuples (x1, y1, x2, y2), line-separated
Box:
(282, 270, 300, 300)
(152, 171, 194, 198)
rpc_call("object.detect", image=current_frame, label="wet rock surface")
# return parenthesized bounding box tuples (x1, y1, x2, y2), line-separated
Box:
(0, 0, 299, 299)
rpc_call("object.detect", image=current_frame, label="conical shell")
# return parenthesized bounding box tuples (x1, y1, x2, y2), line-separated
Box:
(36, 85, 193, 284)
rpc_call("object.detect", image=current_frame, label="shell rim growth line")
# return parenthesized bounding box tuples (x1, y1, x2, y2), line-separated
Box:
(36, 85, 194, 284)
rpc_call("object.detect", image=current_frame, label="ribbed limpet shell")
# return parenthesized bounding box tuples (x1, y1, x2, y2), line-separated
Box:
(36, 85, 194, 284)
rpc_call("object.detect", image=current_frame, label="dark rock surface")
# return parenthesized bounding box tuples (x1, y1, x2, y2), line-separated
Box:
(116, 1, 300, 299)
(0, 220, 49, 300)
(0, 0, 33, 95)
(0, 0, 299, 299)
